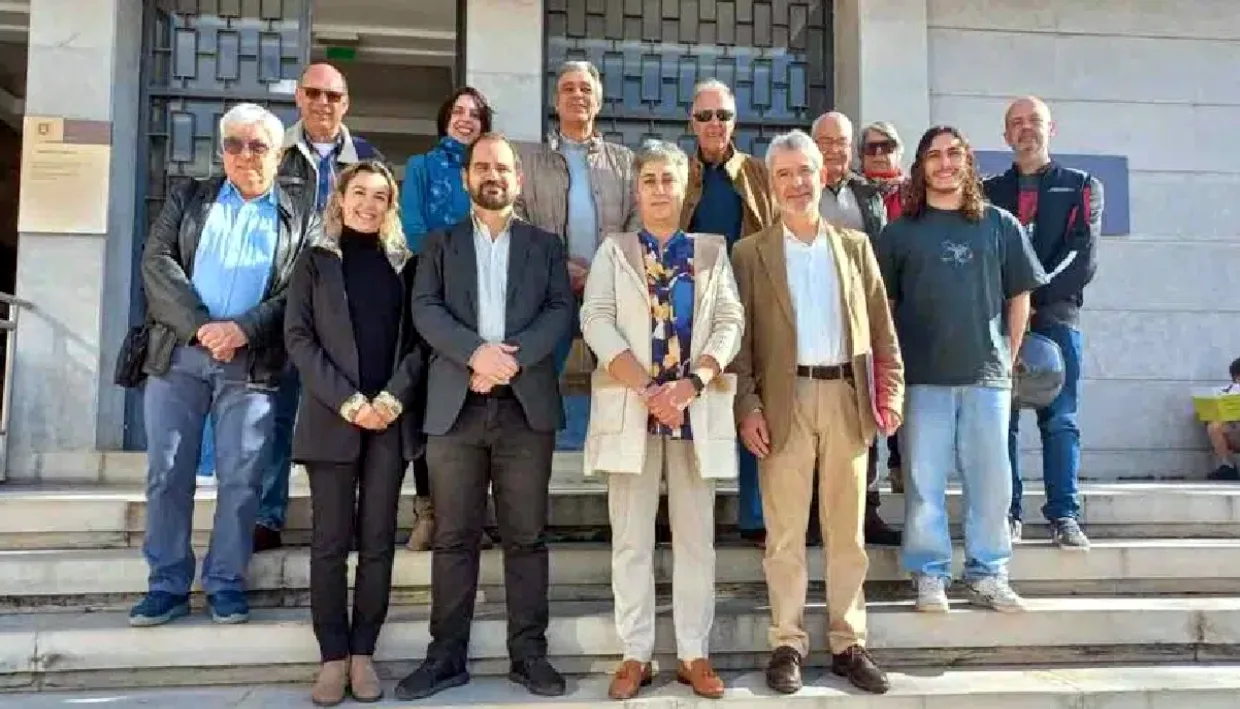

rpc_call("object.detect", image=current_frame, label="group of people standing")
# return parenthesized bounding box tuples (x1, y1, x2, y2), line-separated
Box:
(127, 56, 1100, 706)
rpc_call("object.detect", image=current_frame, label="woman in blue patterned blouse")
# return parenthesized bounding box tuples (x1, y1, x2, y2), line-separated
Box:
(398, 86, 492, 551)
(580, 140, 745, 700)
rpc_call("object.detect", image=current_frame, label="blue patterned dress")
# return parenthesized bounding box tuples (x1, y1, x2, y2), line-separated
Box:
(640, 230, 696, 440)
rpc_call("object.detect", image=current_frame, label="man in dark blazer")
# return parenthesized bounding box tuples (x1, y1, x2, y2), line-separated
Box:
(395, 133, 574, 702)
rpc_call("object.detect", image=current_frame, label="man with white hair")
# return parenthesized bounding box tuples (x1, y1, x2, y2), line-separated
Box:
(680, 78, 775, 548)
(732, 130, 903, 695)
(130, 102, 319, 628)
(811, 111, 901, 547)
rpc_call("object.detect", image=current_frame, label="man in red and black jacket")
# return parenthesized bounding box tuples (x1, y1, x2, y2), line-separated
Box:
(984, 96, 1103, 551)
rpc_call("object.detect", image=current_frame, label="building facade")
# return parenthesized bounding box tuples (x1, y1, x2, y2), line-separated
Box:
(5, 0, 1237, 482)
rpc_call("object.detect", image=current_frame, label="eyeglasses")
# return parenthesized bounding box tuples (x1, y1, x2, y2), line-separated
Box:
(863, 140, 898, 156)
(302, 86, 345, 104)
(692, 108, 735, 123)
(222, 137, 272, 156)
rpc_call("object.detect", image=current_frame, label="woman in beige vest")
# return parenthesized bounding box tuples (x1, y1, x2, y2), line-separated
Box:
(579, 140, 744, 701)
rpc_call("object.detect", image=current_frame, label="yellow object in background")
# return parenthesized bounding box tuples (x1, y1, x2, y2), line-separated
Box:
(1192, 389, 1240, 423)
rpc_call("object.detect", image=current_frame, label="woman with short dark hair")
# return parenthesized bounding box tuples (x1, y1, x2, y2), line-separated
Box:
(285, 160, 426, 706)
(398, 86, 493, 550)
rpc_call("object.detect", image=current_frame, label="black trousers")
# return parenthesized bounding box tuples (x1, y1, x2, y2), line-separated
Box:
(425, 393, 554, 664)
(411, 454, 430, 497)
(307, 427, 404, 661)
(864, 434, 902, 511)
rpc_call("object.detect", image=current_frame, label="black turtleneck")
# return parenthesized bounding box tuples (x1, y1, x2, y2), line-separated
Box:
(339, 226, 403, 397)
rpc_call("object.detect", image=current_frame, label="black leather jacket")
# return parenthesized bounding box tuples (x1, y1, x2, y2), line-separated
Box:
(140, 176, 320, 385)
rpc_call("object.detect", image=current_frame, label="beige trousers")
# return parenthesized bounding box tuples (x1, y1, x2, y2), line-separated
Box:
(760, 378, 869, 655)
(608, 435, 716, 661)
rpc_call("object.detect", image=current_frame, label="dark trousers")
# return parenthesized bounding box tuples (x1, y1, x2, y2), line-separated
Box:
(411, 455, 430, 497)
(426, 394, 554, 664)
(307, 427, 404, 662)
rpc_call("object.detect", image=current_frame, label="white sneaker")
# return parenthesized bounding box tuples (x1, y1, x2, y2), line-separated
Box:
(913, 574, 949, 613)
(965, 576, 1026, 613)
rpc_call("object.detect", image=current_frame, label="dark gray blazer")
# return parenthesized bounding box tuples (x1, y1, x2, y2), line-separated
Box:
(412, 218, 573, 435)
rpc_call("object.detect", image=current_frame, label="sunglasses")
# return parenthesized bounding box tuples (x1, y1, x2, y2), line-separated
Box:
(222, 137, 272, 156)
(692, 108, 735, 123)
(863, 140, 898, 156)
(302, 86, 345, 104)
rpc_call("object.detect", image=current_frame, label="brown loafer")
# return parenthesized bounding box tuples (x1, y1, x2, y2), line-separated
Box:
(311, 659, 350, 707)
(677, 658, 725, 699)
(349, 654, 384, 702)
(607, 659, 652, 700)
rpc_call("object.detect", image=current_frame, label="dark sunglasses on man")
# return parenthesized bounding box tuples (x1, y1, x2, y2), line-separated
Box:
(692, 108, 735, 123)
(862, 139, 898, 156)
(302, 86, 345, 104)
(222, 137, 272, 156)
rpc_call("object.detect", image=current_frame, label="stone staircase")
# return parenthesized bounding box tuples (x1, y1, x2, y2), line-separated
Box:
(2, 465, 1240, 706)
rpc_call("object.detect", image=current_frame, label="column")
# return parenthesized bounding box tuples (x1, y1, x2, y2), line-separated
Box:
(834, 0, 931, 161)
(8, 0, 141, 480)
(463, 0, 545, 142)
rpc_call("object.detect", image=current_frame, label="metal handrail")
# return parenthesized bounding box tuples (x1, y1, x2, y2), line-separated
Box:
(0, 292, 30, 480)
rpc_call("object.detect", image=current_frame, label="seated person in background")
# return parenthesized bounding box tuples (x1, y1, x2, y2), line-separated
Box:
(1206, 357, 1240, 481)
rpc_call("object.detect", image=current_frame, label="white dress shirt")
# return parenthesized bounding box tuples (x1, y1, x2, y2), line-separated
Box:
(473, 213, 511, 343)
(784, 224, 846, 366)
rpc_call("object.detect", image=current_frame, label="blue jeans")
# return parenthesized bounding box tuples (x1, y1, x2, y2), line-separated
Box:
(197, 367, 298, 530)
(554, 304, 588, 451)
(143, 345, 277, 595)
(901, 385, 1013, 581)
(1009, 323, 1082, 523)
(737, 445, 763, 531)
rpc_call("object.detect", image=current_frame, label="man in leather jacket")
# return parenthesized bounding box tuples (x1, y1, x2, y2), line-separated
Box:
(130, 103, 319, 628)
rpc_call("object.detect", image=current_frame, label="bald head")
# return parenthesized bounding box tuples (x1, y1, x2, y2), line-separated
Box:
(811, 111, 854, 181)
(296, 63, 350, 143)
(1003, 96, 1054, 166)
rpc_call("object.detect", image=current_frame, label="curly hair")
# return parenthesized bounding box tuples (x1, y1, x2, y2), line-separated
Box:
(322, 160, 406, 247)
(902, 125, 985, 223)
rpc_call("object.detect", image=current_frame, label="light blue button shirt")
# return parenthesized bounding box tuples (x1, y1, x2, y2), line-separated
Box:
(558, 137, 599, 263)
(191, 182, 280, 319)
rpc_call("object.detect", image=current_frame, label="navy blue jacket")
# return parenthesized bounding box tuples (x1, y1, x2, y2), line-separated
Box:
(984, 162, 1103, 326)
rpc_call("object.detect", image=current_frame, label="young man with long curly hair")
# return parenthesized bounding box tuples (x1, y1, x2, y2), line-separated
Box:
(875, 126, 1047, 614)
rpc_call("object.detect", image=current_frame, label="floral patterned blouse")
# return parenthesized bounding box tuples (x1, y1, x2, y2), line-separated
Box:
(640, 229, 696, 440)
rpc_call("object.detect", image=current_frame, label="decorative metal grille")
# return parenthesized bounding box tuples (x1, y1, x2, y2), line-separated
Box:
(141, 0, 309, 215)
(544, 0, 833, 155)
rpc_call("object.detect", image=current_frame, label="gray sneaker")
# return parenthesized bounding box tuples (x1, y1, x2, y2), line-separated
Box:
(913, 574, 950, 613)
(1009, 517, 1022, 543)
(965, 576, 1026, 613)
(1052, 518, 1090, 550)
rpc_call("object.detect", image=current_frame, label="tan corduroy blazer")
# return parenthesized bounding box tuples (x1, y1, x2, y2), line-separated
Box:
(731, 220, 905, 455)
(580, 232, 745, 479)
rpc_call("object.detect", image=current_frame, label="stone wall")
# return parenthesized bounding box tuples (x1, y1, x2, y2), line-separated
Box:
(926, 0, 1240, 478)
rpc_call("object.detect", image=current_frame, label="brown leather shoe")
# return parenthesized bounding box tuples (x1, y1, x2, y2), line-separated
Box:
(406, 496, 435, 552)
(311, 659, 349, 707)
(677, 658, 725, 699)
(831, 645, 890, 694)
(349, 655, 384, 702)
(765, 646, 803, 694)
(607, 660, 652, 700)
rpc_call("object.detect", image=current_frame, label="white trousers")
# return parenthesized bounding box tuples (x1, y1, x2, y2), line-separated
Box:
(608, 435, 717, 661)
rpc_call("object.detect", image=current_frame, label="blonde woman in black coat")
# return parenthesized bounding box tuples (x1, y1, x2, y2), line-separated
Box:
(284, 160, 426, 706)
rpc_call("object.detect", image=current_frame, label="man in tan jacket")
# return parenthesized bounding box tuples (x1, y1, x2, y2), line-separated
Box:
(732, 130, 904, 696)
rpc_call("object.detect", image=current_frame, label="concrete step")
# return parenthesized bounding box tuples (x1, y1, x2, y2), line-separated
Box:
(5, 665, 1240, 706)
(4, 539, 1240, 613)
(1, 482, 1238, 550)
(2, 597, 1239, 691)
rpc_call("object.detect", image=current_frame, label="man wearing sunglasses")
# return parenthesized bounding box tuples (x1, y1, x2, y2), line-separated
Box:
(679, 79, 776, 548)
(810, 112, 901, 547)
(224, 62, 385, 555)
(131, 103, 319, 628)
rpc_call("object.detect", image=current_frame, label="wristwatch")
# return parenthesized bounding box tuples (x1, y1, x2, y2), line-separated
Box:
(687, 372, 706, 395)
